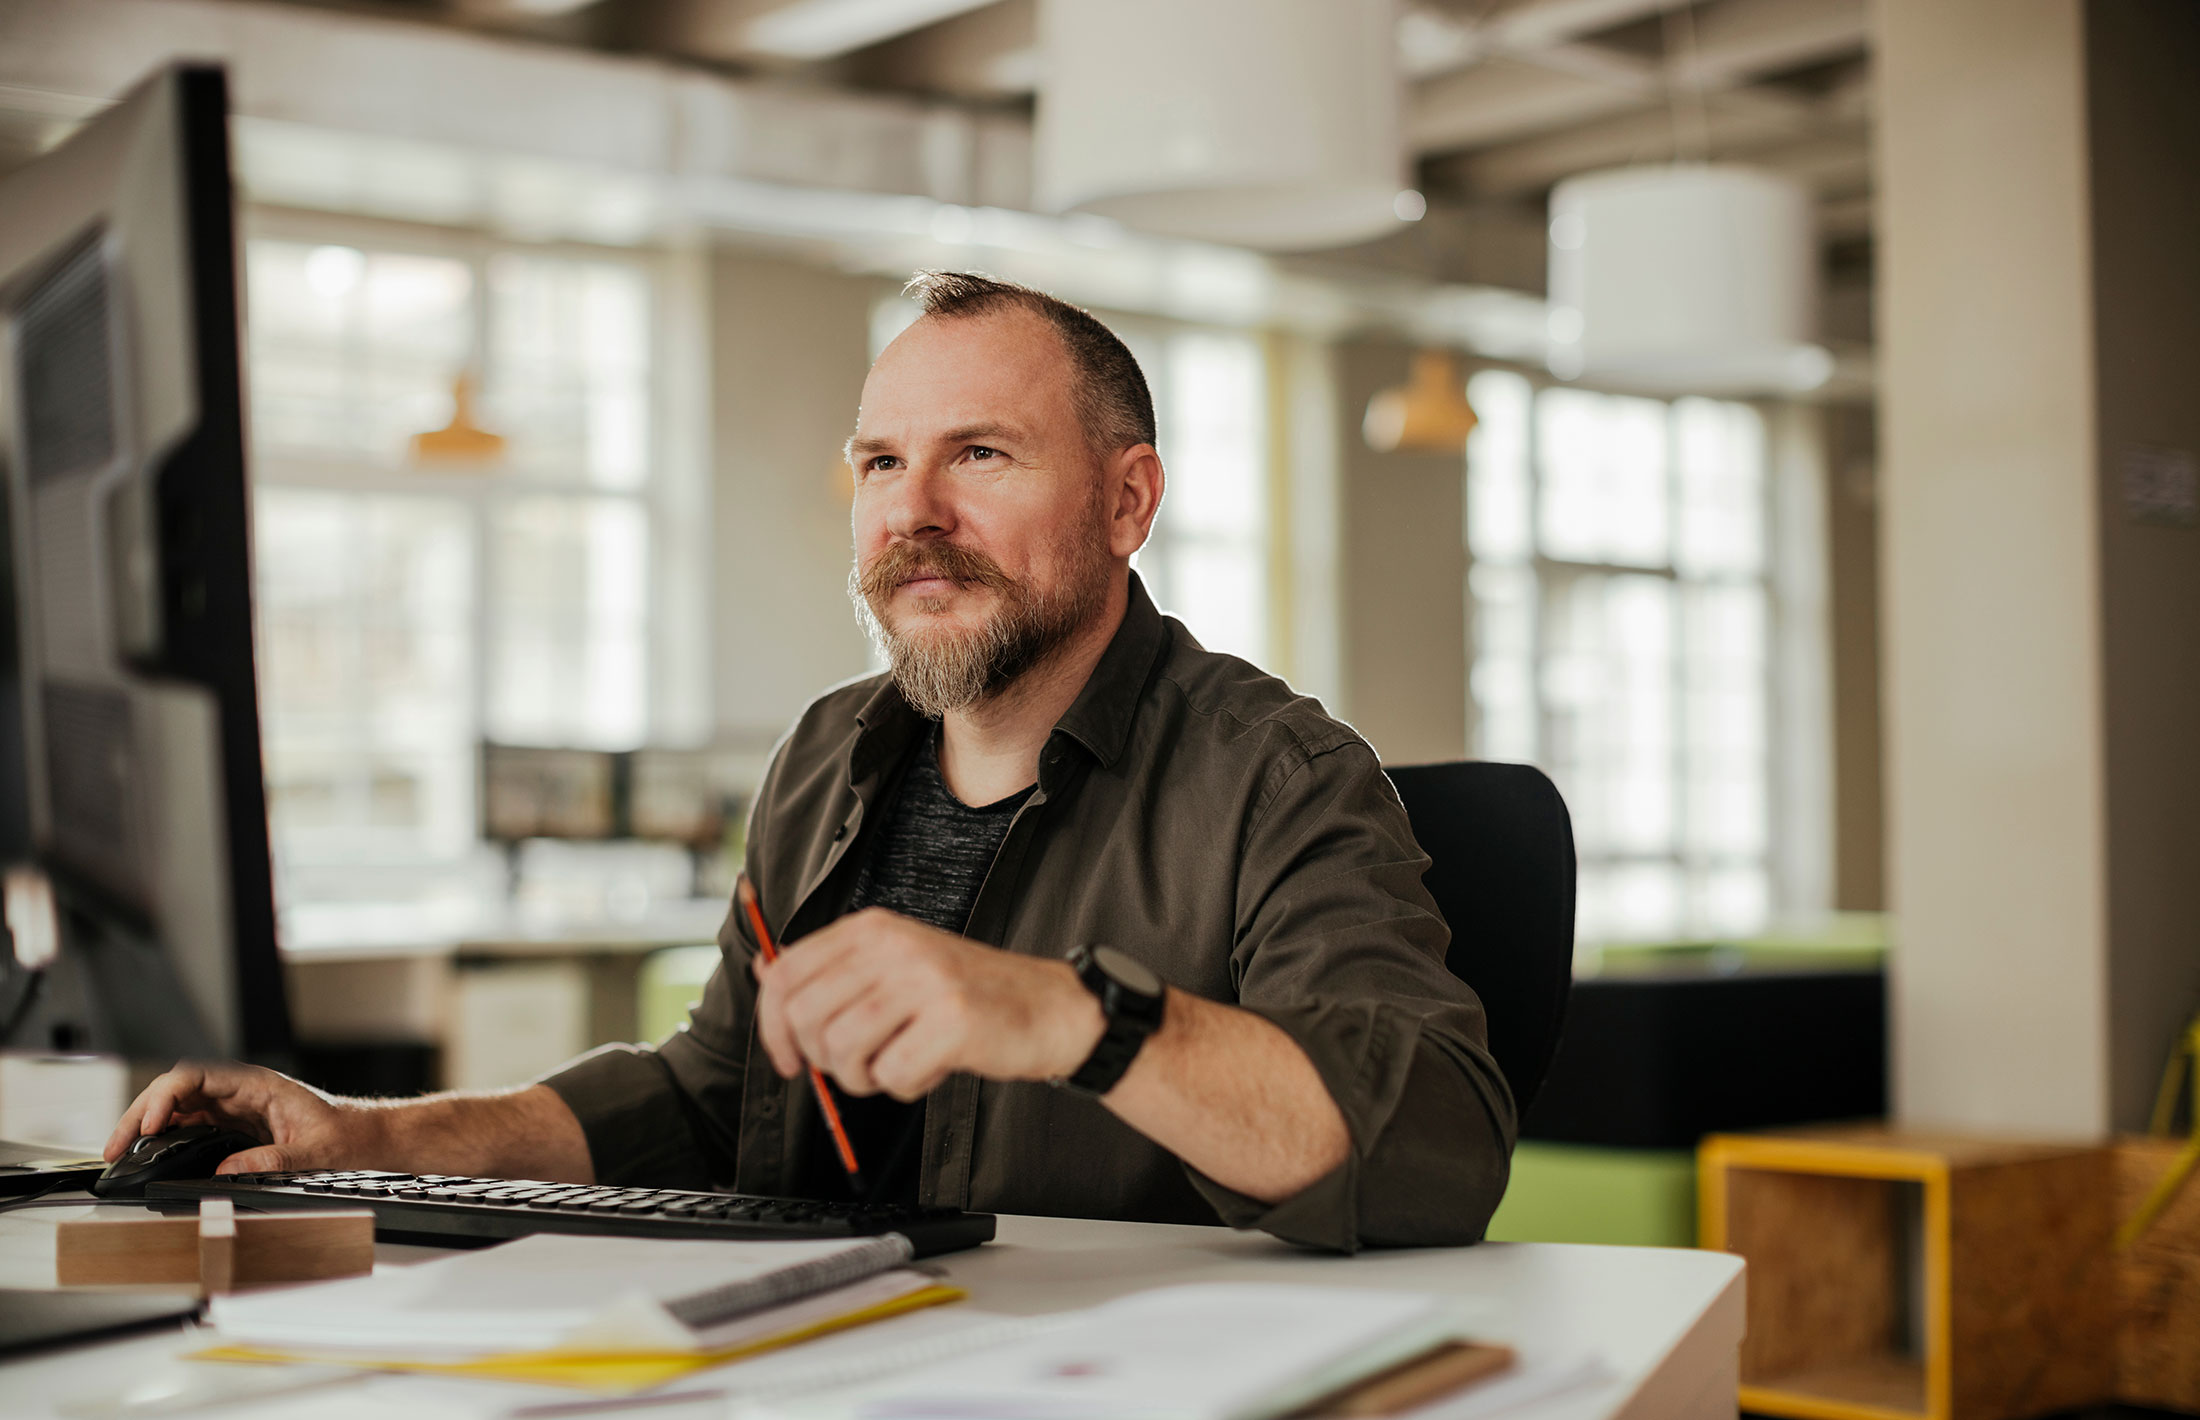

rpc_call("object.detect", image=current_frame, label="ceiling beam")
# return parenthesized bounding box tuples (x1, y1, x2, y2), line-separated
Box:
(1679, 0, 1867, 87)
(1429, 90, 1864, 196)
(1409, 57, 1652, 150)
(1410, 0, 1867, 155)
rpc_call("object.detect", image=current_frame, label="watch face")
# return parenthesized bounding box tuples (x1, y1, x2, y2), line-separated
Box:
(1091, 946, 1163, 998)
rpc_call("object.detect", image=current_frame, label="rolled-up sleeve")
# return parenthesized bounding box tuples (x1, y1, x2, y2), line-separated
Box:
(1186, 738, 1517, 1252)
(538, 934, 752, 1191)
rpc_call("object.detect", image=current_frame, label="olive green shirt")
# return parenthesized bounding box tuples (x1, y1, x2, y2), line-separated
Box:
(542, 576, 1516, 1252)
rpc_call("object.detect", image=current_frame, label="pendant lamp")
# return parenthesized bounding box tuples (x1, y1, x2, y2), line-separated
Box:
(1035, 0, 1406, 251)
(1546, 165, 1832, 394)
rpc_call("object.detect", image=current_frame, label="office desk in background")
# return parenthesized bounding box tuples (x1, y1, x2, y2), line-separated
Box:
(281, 897, 731, 1092)
(1, 1202, 1745, 1420)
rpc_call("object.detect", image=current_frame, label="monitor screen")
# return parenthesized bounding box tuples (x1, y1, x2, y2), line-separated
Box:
(0, 63, 289, 1063)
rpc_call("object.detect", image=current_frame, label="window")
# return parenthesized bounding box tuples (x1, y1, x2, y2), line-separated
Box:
(1139, 331, 1269, 667)
(246, 223, 690, 879)
(1467, 369, 1773, 949)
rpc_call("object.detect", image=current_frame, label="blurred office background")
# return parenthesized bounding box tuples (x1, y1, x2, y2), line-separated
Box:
(0, 0, 2193, 1212)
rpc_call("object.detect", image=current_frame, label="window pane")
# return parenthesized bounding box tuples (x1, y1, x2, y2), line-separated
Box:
(1701, 865, 1770, 938)
(1466, 370, 1532, 564)
(485, 254, 653, 490)
(1576, 861, 1685, 946)
(247, 241, 473, 462)
(1148, 330, 1268, 664)
(255, 489, 476, 861)
(1170, 544, 1266, 670)
(1163, 333, 1264, 538)
(1674, 398, 1765, 578)
(488, 496, 650, 749)
(1537, 388, 1669, 568)
(1684, 582, 1768, 858)
(1469, 562, 1536, 762)
(1542, 571, 1676, 858)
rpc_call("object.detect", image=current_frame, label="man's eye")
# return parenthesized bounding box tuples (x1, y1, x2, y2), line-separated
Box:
(969, 446, 1000, 462)
(866, 457, 900, 474)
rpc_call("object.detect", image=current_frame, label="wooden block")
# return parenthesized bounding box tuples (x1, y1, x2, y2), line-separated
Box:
(1289, 1341, 1516, 1417)
(1702, 1126, 2116, 1420)
(57, 1208, 375, 1292)
(2115, 1135, 2200, 1410)
(56, 1215, 200, 1286)
(226, 1209, 375, 1288)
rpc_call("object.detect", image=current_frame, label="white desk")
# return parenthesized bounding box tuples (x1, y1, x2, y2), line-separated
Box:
(1, 1200, 1743, 1420)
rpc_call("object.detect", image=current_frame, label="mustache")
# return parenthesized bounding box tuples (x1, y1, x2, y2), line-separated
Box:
(856, 541, 1016, 604)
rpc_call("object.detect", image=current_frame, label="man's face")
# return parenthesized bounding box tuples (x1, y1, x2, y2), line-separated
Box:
(846, 308, 1125, 715)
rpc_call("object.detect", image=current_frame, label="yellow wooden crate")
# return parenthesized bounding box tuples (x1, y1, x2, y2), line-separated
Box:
(1698, 1127, 2115, 1420)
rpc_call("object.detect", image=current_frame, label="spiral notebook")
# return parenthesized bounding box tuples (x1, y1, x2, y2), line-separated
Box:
(206, 1232, 937, 1361)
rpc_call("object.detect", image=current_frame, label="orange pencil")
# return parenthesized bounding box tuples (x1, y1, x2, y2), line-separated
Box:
(738, 875, 863, 1186)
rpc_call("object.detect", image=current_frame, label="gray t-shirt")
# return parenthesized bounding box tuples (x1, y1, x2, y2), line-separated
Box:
(813, 726, 1034, 1203)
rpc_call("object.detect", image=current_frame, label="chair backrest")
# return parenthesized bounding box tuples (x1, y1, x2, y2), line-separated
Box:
(1382, 761, 1576, 1118)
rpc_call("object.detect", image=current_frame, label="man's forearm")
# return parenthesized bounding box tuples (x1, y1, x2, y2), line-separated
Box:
(1101, 989, 1350, 1204)
(362, 1083, 594, 1183)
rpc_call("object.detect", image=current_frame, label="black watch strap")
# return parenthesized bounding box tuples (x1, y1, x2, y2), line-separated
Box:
(1062, 946, 1167, 1097)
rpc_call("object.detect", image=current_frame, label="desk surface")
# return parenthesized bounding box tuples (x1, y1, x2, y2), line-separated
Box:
(281, 897, 731, 962)
(1, 1200, 1743, 1420)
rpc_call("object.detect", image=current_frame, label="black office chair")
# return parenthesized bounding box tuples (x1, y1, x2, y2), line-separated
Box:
(1383, 762, 1576, 1118)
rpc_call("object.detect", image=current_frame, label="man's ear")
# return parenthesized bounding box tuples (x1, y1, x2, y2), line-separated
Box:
(1108, 444, 1164, 558)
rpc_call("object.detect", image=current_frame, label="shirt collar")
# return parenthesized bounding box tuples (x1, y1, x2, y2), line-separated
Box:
(850, 570, 1169, 780)
(1051, 570, 1167, 770)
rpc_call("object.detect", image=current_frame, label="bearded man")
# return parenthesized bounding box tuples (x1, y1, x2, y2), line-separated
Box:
(108, 273, 1514, 1251)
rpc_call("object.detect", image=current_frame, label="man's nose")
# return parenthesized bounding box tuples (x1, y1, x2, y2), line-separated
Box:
(881, 461, 957, 542)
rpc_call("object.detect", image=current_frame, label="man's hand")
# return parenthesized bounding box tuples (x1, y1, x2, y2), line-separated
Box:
(755, 907, 1104, 1100)
(105, 1060, 387, 1176)
(105, 1063, 595, 1183)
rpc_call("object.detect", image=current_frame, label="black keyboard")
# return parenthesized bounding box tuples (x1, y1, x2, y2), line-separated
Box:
(145, 1171, 995, 1258)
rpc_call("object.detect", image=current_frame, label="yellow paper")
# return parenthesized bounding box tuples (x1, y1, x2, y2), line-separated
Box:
(190, 1283, 966, 1394)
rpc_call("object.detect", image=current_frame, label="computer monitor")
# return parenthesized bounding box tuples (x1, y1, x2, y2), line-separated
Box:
(0, 64, 290, 1062)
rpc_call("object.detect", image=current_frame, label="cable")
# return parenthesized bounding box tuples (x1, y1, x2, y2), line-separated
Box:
(0, 1173, 78, 1212)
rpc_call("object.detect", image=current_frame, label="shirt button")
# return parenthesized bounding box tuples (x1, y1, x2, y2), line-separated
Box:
(833, 824, 847, 841)
(757, 1096, 779, 1118)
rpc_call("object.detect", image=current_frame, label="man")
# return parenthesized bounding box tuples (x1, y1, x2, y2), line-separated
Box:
(108, 273, 1514, 1251)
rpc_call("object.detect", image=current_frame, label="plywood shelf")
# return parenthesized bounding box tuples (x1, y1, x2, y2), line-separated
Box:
(1701, 1127, 2115, 1420)
(1743, 1354, 1928, 1420)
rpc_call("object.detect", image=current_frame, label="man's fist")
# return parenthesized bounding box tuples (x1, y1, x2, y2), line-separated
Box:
(754, 908, 1106, 1101)
(105, 1060, 387, 1177)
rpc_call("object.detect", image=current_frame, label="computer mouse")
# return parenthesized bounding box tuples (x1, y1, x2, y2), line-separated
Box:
(92, 1124, 263, 1200)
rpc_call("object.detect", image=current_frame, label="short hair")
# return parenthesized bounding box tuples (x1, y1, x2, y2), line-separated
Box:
(902, 271, 1157, 457)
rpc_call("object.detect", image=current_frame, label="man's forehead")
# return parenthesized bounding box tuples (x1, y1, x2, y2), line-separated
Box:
(856, 309, 1076, 440)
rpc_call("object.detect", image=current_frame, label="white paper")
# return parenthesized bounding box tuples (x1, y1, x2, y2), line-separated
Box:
(208, 1233, 897, 1360)
(792, 1283, 1462, 1420)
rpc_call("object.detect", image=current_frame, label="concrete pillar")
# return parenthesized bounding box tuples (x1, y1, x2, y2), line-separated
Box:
(1332, 341, 1470, 764)
(710, 254, 878, 748)
(1877, 0, 2200, 1134)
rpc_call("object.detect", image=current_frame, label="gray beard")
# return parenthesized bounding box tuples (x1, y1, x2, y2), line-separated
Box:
(849, 568, 1101, 720)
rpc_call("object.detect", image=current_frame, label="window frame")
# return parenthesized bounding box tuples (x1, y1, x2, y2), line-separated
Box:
(1463, 358, 1814, 953)
(241, 206, 704, 875)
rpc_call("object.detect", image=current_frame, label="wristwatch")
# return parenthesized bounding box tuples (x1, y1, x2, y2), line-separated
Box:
(1059, 945, 1168, 1097)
